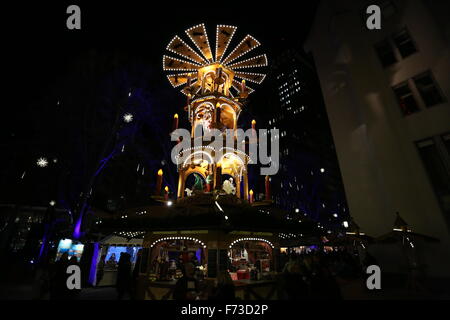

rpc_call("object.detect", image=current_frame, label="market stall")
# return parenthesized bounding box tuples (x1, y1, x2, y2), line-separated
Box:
(228, 238, 273, 280)
(147, 237, 207, 282)
(94, 235, 143, 287)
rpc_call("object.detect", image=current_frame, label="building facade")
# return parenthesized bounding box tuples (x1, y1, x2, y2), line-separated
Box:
(254, 48, 350, 231)
(305, 0, 450, 276)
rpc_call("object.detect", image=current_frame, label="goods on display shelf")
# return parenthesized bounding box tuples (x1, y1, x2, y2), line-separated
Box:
(55, 238, 84, 262)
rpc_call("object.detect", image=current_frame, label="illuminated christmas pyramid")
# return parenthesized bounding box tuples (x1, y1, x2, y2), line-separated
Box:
(162, 24, 268, 201)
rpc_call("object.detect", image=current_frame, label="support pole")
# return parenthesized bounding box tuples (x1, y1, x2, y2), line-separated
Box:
(236, 175, 241, 198)
(243, 170, 249, 202)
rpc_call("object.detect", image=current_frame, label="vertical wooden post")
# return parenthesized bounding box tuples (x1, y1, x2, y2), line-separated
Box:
(177, 171, 183, 199)
(215, 163, 222, 190)
(265, 175, 271, 200)
(243, 170, 249, 202)
(236, 175, 241, 198)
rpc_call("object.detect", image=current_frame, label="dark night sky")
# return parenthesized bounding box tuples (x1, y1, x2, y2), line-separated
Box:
(4, 1, 317, 104)
(2, 1, 318, 209)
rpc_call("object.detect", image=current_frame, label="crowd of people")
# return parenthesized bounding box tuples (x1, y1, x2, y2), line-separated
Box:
(31, 251, 142, 300)
(171, 249, 371, 301)
(173, 263, 236, 301)
(277, 250, 367, 300)
(32, 252, 81, 300)
(31, 249, 370, 300)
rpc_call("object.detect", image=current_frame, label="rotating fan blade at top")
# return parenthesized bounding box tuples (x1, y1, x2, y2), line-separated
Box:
(166, 36, 207, 65)
(163, 24, 268, 96)
(185, 24, 214, 62)
(221, 35, 261, 65)
(215, 25, 237, 63)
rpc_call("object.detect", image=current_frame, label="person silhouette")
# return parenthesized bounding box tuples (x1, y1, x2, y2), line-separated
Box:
(51, 252, 69, 300)
(116, 253, 132, 299)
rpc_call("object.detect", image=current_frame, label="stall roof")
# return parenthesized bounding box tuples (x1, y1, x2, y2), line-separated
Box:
(92, 194, 323, 237)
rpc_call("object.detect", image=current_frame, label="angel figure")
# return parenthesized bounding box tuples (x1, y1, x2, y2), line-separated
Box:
(222, 178, 236, 195)
(185, 188, 193, 197)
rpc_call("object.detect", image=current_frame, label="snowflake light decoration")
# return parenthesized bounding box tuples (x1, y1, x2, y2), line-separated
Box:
(123, 113, 133, 123)
(37, 157, 48, 168)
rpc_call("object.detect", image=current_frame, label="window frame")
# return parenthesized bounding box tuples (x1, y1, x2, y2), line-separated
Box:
(392, 70, 445, 116)
(379, 0, 398, 20)
(392, 80, 420, 116)
(373, 26, 418, 69)
(374, 38, 398, 68)
(415, 134, 450, 230)
(391, 27, 418, 59)
(412, 71, 446, 108)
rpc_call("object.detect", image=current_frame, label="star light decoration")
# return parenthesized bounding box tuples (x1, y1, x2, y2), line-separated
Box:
(36, 157, 48, 168)
(123, 113, 133, 123)
(163, 24, 268, 96)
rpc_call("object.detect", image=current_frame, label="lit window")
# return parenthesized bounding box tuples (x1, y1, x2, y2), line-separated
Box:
(393, 82, 419, 116)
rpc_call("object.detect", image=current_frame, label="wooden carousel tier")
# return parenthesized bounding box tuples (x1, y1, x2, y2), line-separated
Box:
(94, 193, 321, 236)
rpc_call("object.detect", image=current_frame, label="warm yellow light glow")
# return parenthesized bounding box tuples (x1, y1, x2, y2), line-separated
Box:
(346, 232, 366, 235)
(157, 169, 163, 176)
(218, 153, 245, 169)
(183, 151, 213, 167)
(251, 119, 256, 125)
(216, 162, 221, 168)
(393, 228, 411, 232)
(249, 190, 254, 195)
(164, 186, 169, 192)
(216, 102, 220, 108)
(174, 113, 178, 119)
(196, 63, 235, 95)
